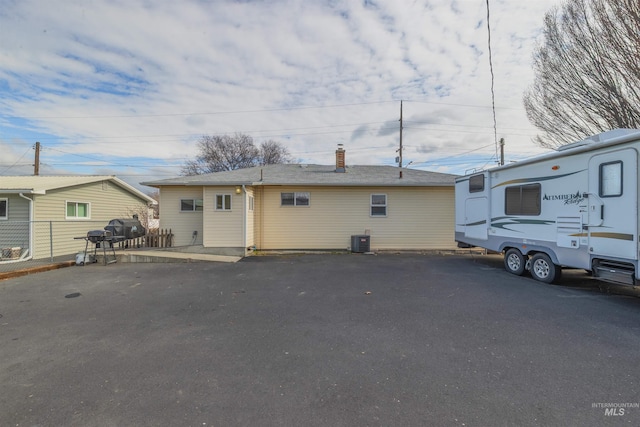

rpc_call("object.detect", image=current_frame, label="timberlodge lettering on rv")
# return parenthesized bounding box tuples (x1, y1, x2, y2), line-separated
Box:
(542, 191, 585, 205)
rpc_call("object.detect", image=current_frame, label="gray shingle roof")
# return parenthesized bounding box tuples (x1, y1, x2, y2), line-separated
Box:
(142, 164, 457, 187)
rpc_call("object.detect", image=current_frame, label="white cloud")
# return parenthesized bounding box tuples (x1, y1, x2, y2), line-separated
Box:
(0, 0, 561, 190)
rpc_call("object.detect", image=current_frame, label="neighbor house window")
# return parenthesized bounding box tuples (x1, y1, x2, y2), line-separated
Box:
(66, 201, 90, 219)
(600, 161, 623, 197)
(469, 174, 485, 193)
(181, 199, 203, 212)
(248, 196, 254, 211)
(216, 194, 232, 211)
(371, 194, 387, 216)
(281, 192, 310, 206)
(0, 198, 7, 220)
(505, 184, 541, 215)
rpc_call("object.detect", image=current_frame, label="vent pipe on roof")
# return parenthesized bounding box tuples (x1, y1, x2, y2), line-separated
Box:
(335, 144, 345, 173)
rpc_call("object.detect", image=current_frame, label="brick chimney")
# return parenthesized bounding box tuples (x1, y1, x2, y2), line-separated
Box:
(335, 144, 345, 173)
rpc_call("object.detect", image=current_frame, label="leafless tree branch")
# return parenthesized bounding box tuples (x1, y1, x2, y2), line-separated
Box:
(524, 0, 640, 148)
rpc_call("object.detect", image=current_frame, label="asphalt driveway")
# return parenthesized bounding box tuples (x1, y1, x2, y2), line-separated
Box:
(1, 253, 640, 426)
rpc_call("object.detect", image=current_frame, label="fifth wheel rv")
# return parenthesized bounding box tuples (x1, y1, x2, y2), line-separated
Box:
(455, 129, 640, 286)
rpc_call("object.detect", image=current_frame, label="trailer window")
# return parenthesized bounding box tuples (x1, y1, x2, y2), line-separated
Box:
(505, 184, 541, 215)
(469, 174, 484, 193)
(599, 161, 622, 197)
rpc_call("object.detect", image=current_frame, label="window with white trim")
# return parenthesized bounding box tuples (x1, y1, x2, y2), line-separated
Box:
(66, 201, 90, 219)
(216, 194, 232, 211)
(181, 199, 203, 212)
(281, 192, 310, 206)
(370, 194, 387, 216)
(0, 198, 7, 220)
(248, 196, 254, 211)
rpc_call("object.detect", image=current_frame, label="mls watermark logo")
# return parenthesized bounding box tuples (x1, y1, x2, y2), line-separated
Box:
(592, 402, 639, 416)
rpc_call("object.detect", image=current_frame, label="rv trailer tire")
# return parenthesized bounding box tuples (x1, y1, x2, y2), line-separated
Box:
(530, 253, 561, 284)
(504, 248, 526, 276)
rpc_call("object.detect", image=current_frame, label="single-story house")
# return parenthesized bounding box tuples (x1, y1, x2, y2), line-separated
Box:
(142, 148, 458, 256)
(0, 175, 155, 261)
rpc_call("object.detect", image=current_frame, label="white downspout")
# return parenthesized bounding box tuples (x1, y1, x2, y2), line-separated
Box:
(241, 185, 247, 256)
(18, 193, 34, 261)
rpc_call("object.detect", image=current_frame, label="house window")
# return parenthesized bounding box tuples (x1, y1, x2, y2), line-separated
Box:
(66, 201, 90, 219)
(371, 194, 387, 216)
(505, 184, 541, 215)
(216, 194, 232, 211)
(0, 198, 7, 220)
(281, 192, 310, 206)
(469, 174, 484, 193)
(600, 161, 622, 197)
(181, 199, 203, 212)
(248, 196, 254, 211)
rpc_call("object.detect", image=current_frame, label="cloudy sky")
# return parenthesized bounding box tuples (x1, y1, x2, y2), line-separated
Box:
(0, 0, 561, 191)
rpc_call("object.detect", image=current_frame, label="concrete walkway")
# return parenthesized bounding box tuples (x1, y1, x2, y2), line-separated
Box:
(118, 250, 242, 263)
(0, 249, 241, 281)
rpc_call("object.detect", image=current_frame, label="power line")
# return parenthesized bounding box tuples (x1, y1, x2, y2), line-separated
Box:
(0, 144, 34, 174)
(7, 96, 525, 122)
(485, 0, 499, 164)
(10, 100, 398, 120)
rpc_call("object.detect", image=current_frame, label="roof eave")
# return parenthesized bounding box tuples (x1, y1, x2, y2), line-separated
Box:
(0, 189, 46, 195)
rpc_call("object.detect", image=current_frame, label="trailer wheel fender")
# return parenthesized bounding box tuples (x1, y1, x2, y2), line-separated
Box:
(530, 253, 562, 284)
(504, 248, 527, 276)
(498, 243, 561, 265)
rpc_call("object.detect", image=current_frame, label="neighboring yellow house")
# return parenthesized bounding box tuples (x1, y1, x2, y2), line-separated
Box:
(143, 149, 458, 256)
(0, 175, 155, 260)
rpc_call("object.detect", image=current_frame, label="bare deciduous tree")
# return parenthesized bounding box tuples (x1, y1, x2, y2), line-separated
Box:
(181, 134, 292, 175)
(523, 0, 640, 149)
(259, 139, 292, 165)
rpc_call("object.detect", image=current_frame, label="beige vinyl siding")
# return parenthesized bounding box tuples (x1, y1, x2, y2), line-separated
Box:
(203, 187, 243, 247)
(245, 187, 255, 248)
(2, 194, 30, 221)
(0, 195, 30, 251)
(257, 186, 455, 250)
(30, 181, 150, 259)
(158, 186, 203, 246)
(253, 186, 265, 249)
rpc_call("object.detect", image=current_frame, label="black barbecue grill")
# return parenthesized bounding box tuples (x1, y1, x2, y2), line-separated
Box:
(81, 230, 117, 265)
(75, 217, 146, 265)
(104, 218, 146, 240)
(86, 229, 113, 244)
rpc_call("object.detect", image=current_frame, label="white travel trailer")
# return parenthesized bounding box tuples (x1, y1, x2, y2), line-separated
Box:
(455, 129, 640, 286)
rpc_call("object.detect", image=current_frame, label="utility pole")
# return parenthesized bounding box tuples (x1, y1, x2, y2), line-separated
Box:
(34, 141, 40, 176)
(398, 100, 403, 168)
(499, 137, 505, 166)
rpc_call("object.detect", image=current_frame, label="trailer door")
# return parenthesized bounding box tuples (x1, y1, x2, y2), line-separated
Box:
(587, 149, 637, 260)
(465, 197, 489, 240)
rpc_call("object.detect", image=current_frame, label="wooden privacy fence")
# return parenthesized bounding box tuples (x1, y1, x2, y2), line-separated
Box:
(115, 228, 173, 250)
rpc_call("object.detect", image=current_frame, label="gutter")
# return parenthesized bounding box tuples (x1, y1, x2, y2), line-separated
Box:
(241, 185, 247, 255)
(1, 189, 45, 194)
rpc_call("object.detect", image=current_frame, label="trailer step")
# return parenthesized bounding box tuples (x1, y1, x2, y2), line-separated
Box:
(593, 260, 636, 286)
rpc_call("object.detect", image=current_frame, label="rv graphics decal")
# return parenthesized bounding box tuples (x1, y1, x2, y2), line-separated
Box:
(491, 170, 585, 189)
(491, 216, 555, 232)
(542, 191, 585, 205)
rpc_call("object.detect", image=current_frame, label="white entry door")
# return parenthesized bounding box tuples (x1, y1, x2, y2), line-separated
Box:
(587, 149, 637, 260)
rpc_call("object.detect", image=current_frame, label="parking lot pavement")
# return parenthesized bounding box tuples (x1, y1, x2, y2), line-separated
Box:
(1, 253, 640, 426)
